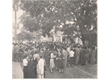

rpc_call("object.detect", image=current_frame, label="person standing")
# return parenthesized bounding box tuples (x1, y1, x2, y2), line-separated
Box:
(62, 48, 68, 68)
(90, 47, 96, 64)
(45, 49, 50, 68)
(23, 55, 28, 78)
(66, 48, 70, 68)
(23, 48, 28, 58)
(80, 47, 85, 65)
(49, 52, 55, 72)
(67, 54, 70, 68)
(27, 54, 36, 78)
(19, 46, 24, 62)
(37, 55, 45, 79)
(75, 46, 81, 65)
(67, 46, 71, 53)
(84, 47, 90, 65)
(69, 49, 75, 67)
(54, 50, 59, 71)
(58, 50, 64, 73)
(14, 44, 20, 62)
(33, 55, 38, 78)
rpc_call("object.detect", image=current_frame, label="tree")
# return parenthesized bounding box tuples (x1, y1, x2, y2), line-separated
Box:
(19, 0, 97, 47)
(17, 30, 33, 41)
(63, 0, 97, 47)
(19, 12, 40, 32)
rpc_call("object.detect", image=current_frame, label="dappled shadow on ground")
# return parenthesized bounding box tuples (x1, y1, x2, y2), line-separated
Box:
(76, 64, 97, 77)
(45, 65, 96, 78)
(13, 62, 97, 79)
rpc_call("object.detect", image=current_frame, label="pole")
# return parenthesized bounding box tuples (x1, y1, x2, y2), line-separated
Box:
(14, 3, 18, 43)
(15, 10, 17, 43)
(13, 0, 19, 43)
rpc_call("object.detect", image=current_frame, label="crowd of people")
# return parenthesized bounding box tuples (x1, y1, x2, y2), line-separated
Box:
(12, 41, 97, 79)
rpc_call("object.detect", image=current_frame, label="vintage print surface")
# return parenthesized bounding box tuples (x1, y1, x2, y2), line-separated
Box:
(12, 0, 97, 79)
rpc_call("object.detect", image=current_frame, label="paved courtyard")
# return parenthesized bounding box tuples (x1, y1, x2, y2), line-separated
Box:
(12, 62, 97, 79)
(12, 62, 23, 79)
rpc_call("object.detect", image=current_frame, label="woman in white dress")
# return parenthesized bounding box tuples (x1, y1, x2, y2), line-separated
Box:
(50, 52, 55, 72)
(37, 55, 45, 79)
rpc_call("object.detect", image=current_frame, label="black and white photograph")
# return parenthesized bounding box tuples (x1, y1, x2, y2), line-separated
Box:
(12, 0, 97, 79)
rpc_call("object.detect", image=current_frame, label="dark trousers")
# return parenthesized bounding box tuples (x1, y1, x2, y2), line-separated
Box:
(58, 59, 64, 69)
(70, 57, 74, 66)
(23, 66, 28, 78)
(44, 66, 46, 78)
(44, 71, 45, 78)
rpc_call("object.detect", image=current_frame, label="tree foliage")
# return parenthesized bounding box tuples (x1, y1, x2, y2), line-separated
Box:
(19, 12, 40, 32)
(19, 0, 97, 47)
(17, 29, 32, 40)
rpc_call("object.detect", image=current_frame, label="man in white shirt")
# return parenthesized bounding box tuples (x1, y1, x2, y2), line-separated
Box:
(23, 55, 28, 78)
(69, 50, 74, 57)
(69, 49, 75, 67)
(23, 58, 28, 66)
(67, 46, 71, 53)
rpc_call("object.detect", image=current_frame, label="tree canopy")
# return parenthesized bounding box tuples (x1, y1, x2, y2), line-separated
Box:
(19, 0, 97, 47)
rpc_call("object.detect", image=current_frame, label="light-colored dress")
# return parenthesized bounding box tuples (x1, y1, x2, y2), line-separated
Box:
(37, 58, 45, 78)
(50, 53, 55, 69)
